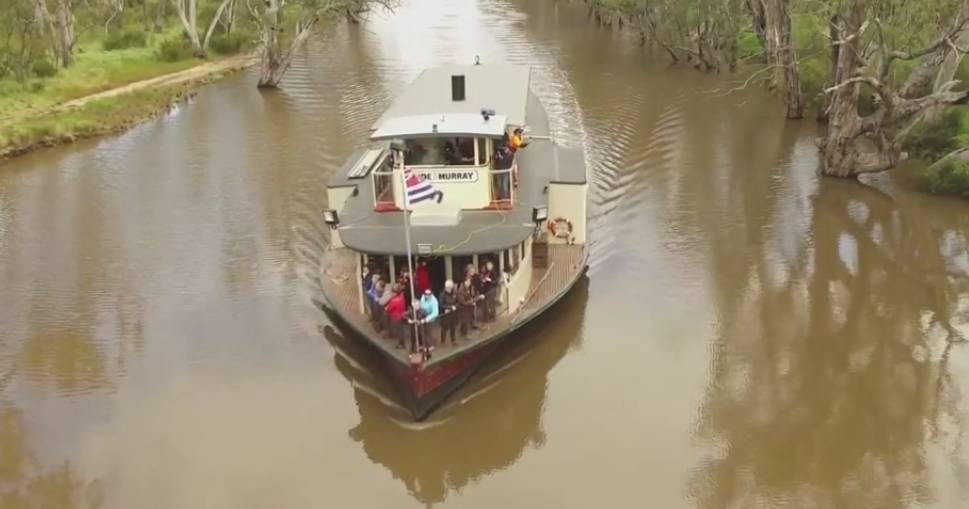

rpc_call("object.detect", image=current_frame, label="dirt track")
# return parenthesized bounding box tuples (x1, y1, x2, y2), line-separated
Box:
(57, 54, 257, 111)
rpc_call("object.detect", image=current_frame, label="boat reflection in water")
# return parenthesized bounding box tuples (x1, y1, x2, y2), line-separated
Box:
(320, 277, 588, 505)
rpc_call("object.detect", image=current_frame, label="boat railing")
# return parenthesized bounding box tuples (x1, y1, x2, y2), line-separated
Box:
(369, 163, 515, 212)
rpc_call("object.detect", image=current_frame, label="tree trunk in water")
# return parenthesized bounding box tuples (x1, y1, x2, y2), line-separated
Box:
(258, 23, 316, 88)
(820, 1, 866, 178)
(765, 0, 801, 118)
(54, 0, 75, 68)
(256, 0, 317, 89)
(257, 2, 284, 88)
(258, 47, 285, 88)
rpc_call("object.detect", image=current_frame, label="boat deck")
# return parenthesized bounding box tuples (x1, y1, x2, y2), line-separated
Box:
(320, 244, 586, 368)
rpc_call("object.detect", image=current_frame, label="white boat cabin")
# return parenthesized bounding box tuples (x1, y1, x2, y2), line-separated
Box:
(324, 64, 587, 320)
(369, 111, 518, 213)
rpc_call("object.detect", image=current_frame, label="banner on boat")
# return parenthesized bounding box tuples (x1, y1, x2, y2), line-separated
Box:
(410, 168, 480, 184)
(399, 167, 490, 209)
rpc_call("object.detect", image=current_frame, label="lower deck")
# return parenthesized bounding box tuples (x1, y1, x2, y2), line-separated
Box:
(320, 243, 586, 368)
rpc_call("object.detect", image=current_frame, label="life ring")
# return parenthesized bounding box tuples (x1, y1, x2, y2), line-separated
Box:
(548, 217, 573, 239)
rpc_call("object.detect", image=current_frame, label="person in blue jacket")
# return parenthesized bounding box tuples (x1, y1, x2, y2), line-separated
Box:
(419, 288, 440, 346)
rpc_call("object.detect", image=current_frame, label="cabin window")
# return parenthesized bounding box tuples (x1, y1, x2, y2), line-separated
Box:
(404, 138, 476, 166)
(502, 245, 520, 276)
(476, 138, 489, 165)
(373, 156, 394, 206)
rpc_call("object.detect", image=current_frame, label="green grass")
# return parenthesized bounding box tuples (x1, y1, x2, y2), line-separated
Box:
(903, 107, 969, 160)
(0, 27, 196, 120)
(918, 157, 969, 199)
(0, 20, 254, 159)
(737, 31, 762, 60)
(0, 84, 194, 157)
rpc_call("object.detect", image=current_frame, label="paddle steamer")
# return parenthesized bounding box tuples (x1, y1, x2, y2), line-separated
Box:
(319, 63, 587, 419)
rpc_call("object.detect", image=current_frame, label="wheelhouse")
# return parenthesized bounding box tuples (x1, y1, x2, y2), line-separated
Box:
(369, 111, 516, 213)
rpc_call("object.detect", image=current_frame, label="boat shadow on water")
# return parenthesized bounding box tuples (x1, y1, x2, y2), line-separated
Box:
(315, 276, 588, 505)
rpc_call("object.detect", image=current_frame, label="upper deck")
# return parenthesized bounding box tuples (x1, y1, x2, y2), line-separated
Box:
(325, 65, 586, 257)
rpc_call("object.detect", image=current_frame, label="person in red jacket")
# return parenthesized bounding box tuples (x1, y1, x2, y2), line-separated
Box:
(415, 258, 432, 296)
(385, 285, 407, 348)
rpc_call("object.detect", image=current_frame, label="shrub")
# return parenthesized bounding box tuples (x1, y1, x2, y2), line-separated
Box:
(737, 31, 762, 59)
(902, 107, 968, 160)
(103, 30, 148, 51)
(209, 32, 250, 55)
(918, 158, 969, 199)
(31, 60, 57, 78)
(156, 36, 193, 62)
(0, 80, 21, 96)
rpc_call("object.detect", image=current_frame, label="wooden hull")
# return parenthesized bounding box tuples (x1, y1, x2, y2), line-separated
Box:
(321, 302, 511, 419)
(387, 341, 501, 419)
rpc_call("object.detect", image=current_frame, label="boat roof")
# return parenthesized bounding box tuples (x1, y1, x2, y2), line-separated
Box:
(372, 64, 531, 132)
(371, 113, 508, 140)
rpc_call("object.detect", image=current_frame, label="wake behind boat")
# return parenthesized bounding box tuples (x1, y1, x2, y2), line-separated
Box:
(319, 63, 588, 419)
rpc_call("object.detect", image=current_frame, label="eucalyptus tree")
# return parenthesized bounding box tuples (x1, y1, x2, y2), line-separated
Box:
(248, 0, 391, 89)
(29, 0, 76, 67)
(820, 0, 969, 178)
(631, 0, 748, 71)
(1, 1, 46, 79)
(171, 0, 235, 58)
(748, 0, 802, 118)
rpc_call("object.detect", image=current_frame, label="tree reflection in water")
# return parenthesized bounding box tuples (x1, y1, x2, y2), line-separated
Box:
(691, 179, 969, 508)
(321, 278, 588, 506)
(0, 405, 103, 509)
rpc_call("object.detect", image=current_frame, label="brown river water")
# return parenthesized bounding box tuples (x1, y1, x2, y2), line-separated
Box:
(2, 0, 969, 507)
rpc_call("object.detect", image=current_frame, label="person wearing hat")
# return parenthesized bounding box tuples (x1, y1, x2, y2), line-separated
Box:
(438, 280, 459, 345)
(418, 287, 440, 346)
(457, 277, 477, 337)
(511, 128, 528, 150)
(463, 264, 482, 329)
(479, 261, 497, 322)
(509, 128, 528, 187)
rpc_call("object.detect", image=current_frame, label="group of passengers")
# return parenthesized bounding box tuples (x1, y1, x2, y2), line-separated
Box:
(362, 258, 501, 354)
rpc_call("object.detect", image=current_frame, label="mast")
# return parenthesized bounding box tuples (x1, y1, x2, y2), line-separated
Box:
(398, 153, 420, 352)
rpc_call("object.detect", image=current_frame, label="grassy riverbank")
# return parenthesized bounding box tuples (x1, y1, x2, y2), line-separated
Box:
(0, 28, 252, 159)
(0, 84, 194, 157)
